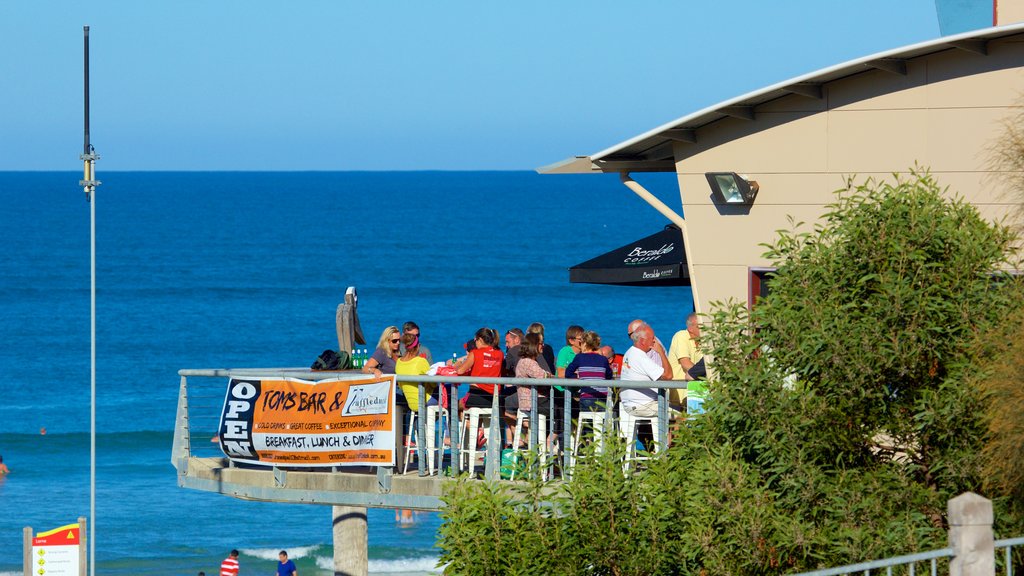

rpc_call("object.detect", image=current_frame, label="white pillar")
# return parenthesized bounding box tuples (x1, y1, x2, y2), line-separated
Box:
(948, 492, 995, 576)
(332, 505, 368, 576)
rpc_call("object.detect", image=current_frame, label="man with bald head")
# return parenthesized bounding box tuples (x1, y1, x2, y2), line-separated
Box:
(620, 323, 673, 450)
(628, 319, 667, 367)
(599, 345, 622, 377)
(667, 312, 703, 412)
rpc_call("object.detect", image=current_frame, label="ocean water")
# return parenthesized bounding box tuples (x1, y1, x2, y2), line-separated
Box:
(0, 171, 692, 574)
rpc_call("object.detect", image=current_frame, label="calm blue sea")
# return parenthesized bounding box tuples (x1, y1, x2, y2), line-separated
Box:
(0, 171, 691, 574)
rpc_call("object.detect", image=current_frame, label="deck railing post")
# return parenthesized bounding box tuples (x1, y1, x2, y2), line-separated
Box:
(548, 382, 556, 479)
(417, 383, 427, 476)
(529, 385, 539, 479)
(485, 387, 500, 481)
(949, 492, 994, 576)
(171, 375, 191, 473)
(657, 387, 668, 451)
(563, 384, 571, 476)
(450, 383, 460, 475)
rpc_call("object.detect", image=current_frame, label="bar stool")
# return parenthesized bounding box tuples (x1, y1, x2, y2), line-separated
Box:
(403, 405, 445, 475)
(460, 407, 494, 476)
(509, 410, 547, 480)
(619, 407, 661, 471)
(570, 410, 608, 470)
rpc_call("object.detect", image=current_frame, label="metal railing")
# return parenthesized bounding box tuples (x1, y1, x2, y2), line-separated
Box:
(791, 536, 1024, 575)
(172, 367, 692, 482)
(792, 548, 954, 576)
(996, 536, 1024, 576)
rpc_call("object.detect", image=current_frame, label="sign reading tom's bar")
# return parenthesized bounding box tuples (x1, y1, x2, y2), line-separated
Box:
(218, 375, 397, 467)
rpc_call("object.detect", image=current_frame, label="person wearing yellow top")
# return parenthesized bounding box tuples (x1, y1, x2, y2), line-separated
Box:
(667, 313, 703, 408)
(395, 332, 435, 411)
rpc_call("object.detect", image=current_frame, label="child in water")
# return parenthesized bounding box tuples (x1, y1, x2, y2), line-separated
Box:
(0, 455, 9, 474)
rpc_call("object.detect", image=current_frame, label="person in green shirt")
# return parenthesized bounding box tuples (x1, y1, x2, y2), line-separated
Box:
(555, 325, 584, 378)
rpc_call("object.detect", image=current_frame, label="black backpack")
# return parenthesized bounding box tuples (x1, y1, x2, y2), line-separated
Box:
(311, 349, 351, 370)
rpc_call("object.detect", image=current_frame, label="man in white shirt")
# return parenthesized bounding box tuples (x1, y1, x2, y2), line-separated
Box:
(621, 324, 674, 414)
(620, 324, 674, 451)
(627, 319, 665, 368)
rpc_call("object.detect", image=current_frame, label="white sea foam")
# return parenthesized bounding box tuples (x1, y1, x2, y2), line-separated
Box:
(239, 544, 323, 561)
(314, 553, 443, 574)
(238, 545, 440, 573)
(368, 557, 444, 574)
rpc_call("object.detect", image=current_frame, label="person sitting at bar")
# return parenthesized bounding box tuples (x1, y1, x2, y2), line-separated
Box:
(526, 322, 556, 374)
(599, 345, 623, 378)
(399, 321, 432, 364)
(395, 332, 436, 412)
(565, 330, 613, 411)
(503, 327, 524, 376)
(362, 325, 401, 377)
(507, 332, 551, 448)
(620, 324, 674, 451)
(455, 327, 504, 409)
(555, 325, 584, 378)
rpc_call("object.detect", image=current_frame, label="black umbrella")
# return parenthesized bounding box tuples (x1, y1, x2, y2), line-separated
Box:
(569, 224, 690, 287)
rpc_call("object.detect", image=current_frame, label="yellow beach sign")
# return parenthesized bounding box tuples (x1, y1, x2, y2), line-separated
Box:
(29, 523, 81, 576)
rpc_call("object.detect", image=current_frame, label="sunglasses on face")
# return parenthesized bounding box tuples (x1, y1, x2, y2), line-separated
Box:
(390, 338, 400, 343)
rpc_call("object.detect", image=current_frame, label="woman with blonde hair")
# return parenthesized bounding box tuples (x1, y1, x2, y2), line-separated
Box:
(363, 325, 401, 377)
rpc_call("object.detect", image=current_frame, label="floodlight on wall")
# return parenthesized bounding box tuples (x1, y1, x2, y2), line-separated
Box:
(705, 172, 759, 205)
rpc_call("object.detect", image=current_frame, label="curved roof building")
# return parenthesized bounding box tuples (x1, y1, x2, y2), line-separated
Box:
(542, 17, 1024, 314)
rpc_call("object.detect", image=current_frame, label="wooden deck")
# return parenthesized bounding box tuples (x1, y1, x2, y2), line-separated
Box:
(177, 456, 448, 510)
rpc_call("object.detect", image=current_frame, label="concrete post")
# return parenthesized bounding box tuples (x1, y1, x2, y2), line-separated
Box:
(23, 526, 31, 576)
(79, 516, 87, 576)
(949, 492, 995, 576)
(334, 289, 369, 576)
(332, 505, 368, 576)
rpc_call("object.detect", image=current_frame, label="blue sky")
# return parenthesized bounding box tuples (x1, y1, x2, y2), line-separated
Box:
(2, 1, 941, 171)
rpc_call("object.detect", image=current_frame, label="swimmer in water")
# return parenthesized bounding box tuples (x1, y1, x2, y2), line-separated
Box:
(0, 455, 9, 475)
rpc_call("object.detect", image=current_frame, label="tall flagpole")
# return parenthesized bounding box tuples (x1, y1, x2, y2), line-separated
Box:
(78, 25, 100, 576)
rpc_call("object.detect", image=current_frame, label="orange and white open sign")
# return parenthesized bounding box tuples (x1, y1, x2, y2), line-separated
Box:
(219, 375, 397, 467)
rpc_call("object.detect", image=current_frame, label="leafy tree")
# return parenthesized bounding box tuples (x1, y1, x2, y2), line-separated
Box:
(977, 102, 1024, 512)
(754, 170, 1019, 495)
(436, 170, 1024, 575)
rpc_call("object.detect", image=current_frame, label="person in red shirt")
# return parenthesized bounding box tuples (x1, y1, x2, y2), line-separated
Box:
(599, 345, 623, 378)
(220, 549, 239, 576)
(456, 327, 504, 409)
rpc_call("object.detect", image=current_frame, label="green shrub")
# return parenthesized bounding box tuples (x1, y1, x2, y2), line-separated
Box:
(436, 170, 1024, 575)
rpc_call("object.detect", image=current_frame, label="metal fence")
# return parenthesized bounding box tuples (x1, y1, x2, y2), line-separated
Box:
(791, 527, 1024, 576)
(173, 367, 692, 482)
(791, 548, 954, 576)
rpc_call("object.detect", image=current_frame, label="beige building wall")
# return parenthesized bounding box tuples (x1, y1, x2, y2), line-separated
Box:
(998, 0, 1024, 25)
(673, 37, 1024, 314)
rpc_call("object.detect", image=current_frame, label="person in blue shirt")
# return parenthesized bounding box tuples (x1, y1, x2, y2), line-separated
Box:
(276, 550, 297, 576)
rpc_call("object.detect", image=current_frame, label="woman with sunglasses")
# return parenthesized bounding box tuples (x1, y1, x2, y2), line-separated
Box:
(362, 325, 401, 378)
